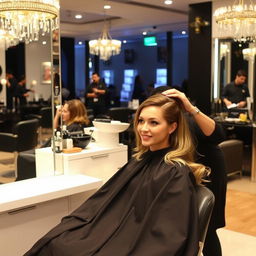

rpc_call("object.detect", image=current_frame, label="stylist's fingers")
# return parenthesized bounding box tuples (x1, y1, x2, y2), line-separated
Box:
(162, 89, 185, 100)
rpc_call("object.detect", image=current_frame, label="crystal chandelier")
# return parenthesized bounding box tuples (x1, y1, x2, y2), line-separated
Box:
(214, 0, 256, 42)
(0, 0, 59, 44)
(89, 21, 121, 61)
(0, 29, 19, 48)
(242, 47, 256, 62)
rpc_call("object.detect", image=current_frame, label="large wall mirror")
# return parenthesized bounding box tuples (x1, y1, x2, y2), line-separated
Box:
(212, 38, 255, 118)
(0, 9, 62, 182)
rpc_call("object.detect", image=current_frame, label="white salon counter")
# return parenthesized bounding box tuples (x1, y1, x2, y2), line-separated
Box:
(0, 175, 102, 256)
(36, 143, 128, 183)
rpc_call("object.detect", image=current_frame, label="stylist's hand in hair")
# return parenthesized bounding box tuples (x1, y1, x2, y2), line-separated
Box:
(162, 89, 194, 113)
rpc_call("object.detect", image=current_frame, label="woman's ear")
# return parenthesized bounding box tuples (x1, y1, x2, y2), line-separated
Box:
(169, 122, 177, 135)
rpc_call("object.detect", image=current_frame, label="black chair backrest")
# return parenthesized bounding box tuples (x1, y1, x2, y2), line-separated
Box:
(107, 107, 134, 123)
(40, 107, 52, 128)
(196, 186, 215, 245)
(219, 139, 243, 175)
(14, 119, 39, 152)
(16, 150, 36, 181)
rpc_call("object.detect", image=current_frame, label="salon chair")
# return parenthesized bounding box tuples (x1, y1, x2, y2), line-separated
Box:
(196, 186, 215, 256)
(219, 139, 243, 177)
(16, 150, 36, 181)
(0, 119, 39, 177)
(107, 107, 134, 123)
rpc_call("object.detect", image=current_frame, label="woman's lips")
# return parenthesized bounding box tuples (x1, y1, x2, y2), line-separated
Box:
(140, 134, 151, 141)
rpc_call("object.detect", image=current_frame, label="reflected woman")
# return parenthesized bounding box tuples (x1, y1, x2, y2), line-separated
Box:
(25, 94, 208, 256)
(54, 99, 90, 132)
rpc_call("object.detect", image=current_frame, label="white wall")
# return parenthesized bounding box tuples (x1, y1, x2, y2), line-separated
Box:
(25, 35, 51, 101)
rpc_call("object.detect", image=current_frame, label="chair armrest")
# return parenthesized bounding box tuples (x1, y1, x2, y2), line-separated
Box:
(0, 133, 17, 152)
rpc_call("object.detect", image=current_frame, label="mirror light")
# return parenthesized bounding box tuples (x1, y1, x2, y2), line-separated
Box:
(243, 47, 256, 62)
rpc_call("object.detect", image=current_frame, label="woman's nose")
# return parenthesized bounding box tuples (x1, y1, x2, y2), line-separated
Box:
(141, 122, 149, 131)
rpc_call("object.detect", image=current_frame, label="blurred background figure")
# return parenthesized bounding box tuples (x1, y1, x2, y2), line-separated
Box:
(85, 72, 107, 117)
(16, 75, 34, 107)
(6, 70, 18, 111)
(132, 74, 146, 103)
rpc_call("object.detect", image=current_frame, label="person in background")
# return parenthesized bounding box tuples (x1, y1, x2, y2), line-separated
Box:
(6, 70, 18, 110)
(25, 94, 208, 256)
(54, 99, 90, 132)
(222, 69, 250, 109)
(85, 72, 107, 117)
(16, 75, 33, 106)
(145, 82, 155, 98)
(162, 88, 227, 256)
(132, 74, 146, 103)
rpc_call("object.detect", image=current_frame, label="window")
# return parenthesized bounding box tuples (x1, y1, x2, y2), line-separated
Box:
(155, 68, 167, 88)
(120, 69, 138, 102)
(102, 70, 114, 86)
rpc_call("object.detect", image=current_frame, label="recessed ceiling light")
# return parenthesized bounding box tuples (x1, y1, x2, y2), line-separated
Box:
(142, 31, 147, 35)
(75, 14, 83, 19)
(78, 41, 83, 45)
(104, 5, 111, 9)
(123, 40, 127, 43)
(42, 41, 47, 45)
(181, 31, 186, 35)
(164, 0, 173, 5)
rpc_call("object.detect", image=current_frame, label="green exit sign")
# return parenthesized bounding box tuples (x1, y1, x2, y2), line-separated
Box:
(144, 36, 157, 46)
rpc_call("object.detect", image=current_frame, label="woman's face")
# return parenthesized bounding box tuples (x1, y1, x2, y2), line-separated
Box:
(137, 106, 177, 151)
(62, 103, 70, 123)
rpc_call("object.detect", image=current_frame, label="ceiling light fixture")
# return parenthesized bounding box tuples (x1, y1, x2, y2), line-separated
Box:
(89, 18, 121, 61)
(164, 0, 173, 5)
(75, 14, 83, 19)
(214, 0, 256, 42)
(0, 0, 59, 44)
(104, 5, 111, 9)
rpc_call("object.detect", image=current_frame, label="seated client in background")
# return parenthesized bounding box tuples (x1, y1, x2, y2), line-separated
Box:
(54, 99, 90, 132)
(25, 94, 208, 256)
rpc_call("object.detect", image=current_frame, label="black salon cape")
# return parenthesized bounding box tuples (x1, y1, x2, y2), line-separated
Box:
(25, 148, 199, 256)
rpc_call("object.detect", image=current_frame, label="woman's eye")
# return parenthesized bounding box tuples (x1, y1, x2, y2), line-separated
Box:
(138, 119, 143, 124)
(151, 121, 158, 125)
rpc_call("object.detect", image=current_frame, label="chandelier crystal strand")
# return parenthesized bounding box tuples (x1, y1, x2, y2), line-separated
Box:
(89, 20, 121, 60)
(0, 29, 19, 49)
(214, 0, 256, 42)
(0, 0, 59, 44)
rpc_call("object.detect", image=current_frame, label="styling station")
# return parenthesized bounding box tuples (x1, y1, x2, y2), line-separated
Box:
(0, 122, 129, 256)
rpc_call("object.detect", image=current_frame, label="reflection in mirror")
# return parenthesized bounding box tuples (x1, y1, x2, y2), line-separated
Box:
(50, 26, 63, 175)
(213, 38, 251, 114)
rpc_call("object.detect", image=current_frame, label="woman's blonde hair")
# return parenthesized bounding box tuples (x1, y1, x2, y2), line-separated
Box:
(133, 94, 208, 184)
(65, 99, 90, 126)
